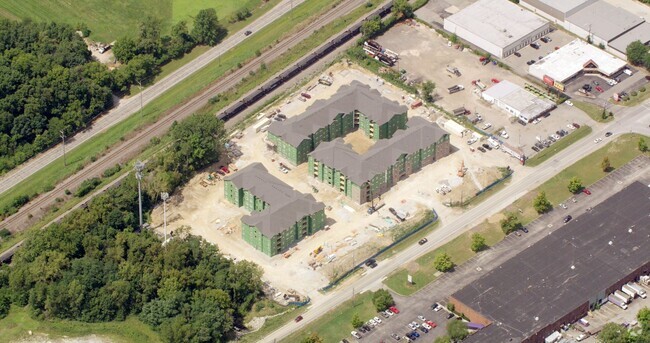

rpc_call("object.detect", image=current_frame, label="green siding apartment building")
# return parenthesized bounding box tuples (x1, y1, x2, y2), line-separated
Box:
(224, 163, 325, 256)
(308, 117, 451, 204)
(267, 81, 408, 165)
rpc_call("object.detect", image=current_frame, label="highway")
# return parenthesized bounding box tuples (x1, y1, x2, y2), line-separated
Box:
(0, 0, 307, 196)
(262, 102, 650, 342)
(0, 0, 369, 233)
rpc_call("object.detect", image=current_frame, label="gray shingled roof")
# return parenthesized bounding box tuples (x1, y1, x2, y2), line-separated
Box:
(458, 181, 650, 342)
(268, 81, 408, 146)
(567, 1, 644, 42)
(225, 163, 324, 237)
(310, 117, 447, 185)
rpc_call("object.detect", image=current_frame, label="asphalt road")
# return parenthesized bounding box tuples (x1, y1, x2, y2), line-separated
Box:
(0, 0, 368, 233)
(0, 0, 307, 196)
(362, 155, 650, 342)
(263, 102, 650, 342)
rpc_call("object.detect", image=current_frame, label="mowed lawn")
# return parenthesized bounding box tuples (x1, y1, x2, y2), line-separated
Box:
(384, 133, 649, 295)
(281, 292, 377, 343)
(0, 306, 161, 343)
(0, 0, 264, 42)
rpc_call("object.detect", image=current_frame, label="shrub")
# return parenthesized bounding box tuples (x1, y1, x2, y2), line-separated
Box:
(372, 289, 395, 311)
(631, 91, 638, 97)
(103, 164, 122, 178)
(433, 252, 454, 272)
(640, 87, 646, 92)
(0, 228, 11, 238)
(75, 177, 102, 197)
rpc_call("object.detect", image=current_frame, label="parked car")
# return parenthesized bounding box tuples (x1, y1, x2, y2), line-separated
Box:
(531, 42, 540, 49)
(573, 123, 581, 129)
(526, 60, 535, 65)
(447, 313, 455, 319)
(582, 189, 592, 195)
(374, 316, 382, 324)
(390, 306, 400, 314)
(540, 37, 550, 43)
(521, 227, 529, 233)
(565, 100, 573, 106)
(426, 320, 438, 328)
(478, 146, 486, 153)
(563, 215, 573, 223)
(514, 52, 521, 57)
(418, 238, 428, 245)
(381, 311, 390, 318)
(431, 303, 441, 312)
(592, 80, 600, 86)
(418, 315, 426, 321)
(605, 132, 613, 137)
(351, 331, 362, 339)
(391, 333, 401, 341)
(385, 309, 394, 317)
(596, 86, 604, 93)
(419, 326, 429, 333)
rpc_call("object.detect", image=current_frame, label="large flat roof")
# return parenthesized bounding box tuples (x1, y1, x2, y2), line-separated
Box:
(225, 163, 324, 236)
(528, 39, 626, 82)
(482, 80, 555, 120)
(268, 81, 407, 146)
(310, 117, 447, 185)
(455, 181, 650, 342)
(527, 0, 593, 14)
(609, 22, 650, 54)
(444, 0, 549, 49)
(567, 1, 645, 42)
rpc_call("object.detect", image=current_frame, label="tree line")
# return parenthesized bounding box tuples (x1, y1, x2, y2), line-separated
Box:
(0, 113, 264, 342)
(0, 9, 229, 177)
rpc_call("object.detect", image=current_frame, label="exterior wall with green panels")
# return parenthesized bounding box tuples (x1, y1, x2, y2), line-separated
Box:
(224, 181, 243, 207)
(242, 189, 269, 212)
(268, 132, 300, 165)
(242, 223, 273, 256)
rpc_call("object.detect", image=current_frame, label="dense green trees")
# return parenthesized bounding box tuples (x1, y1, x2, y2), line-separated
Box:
(470, 233, 487, 252)
(626, 41, 650, 70)
(434, 252, 454, 272)
(192, 9, 227, 46)
(447, 319, 469, 341)
(500, 212, 522, 235)
(568, 177, 583, 194)
(0, 112, 259, 341)
(533, 191, 553, 214)
(372, 289, 395, 311)
(0, 20, 113, 175)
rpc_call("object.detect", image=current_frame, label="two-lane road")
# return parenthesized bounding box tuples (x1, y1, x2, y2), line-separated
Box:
(263, 102, 650, 342)
(0, 0, 306, 196)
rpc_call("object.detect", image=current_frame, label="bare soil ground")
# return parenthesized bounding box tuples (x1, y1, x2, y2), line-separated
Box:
(150, 63, 521, 298)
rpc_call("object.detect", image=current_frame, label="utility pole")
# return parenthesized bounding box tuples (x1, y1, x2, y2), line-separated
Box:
(60, 130, 66, 166)
(135, 161, 145, 228)
(161, 192, 169, 245)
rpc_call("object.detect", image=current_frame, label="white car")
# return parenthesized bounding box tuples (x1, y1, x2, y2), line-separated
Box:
(385, 309, 394, 316)
(567, 124, 575, 130)
(418, 315, 426, 321)
(532, 118, 540, 125)
(500, 130, 509, 139)
(594, 138, 602, 144)
(565, 100, 573, 106)
(576, 334, 586, 341)
(422, 323, 432, 330)
(408, 323, 417, 330)
(411, 321, 421, 328)
(374, 316, 382, 324)
(483, 123, 492, 130)
(351, 331, 362, 339)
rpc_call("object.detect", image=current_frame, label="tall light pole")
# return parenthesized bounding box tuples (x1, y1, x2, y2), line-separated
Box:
(135, 161, 145, 228)
(161, 192, 169, 244)
(60, 130, 66, 166)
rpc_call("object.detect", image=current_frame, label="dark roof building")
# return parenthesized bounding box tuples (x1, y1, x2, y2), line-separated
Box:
(224, 163, 326, 256)
(450, 181, 650, 342)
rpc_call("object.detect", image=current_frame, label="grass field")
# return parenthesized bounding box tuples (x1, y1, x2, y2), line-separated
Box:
(384, 133, 649, 295)
(525, 126, 592, 167)
(0, 306, 161, 343)
(616, 87, 650, 107)
(573, 101, 613, 123)
(0, 0, 266, 42)
(384, 223, 504, 296)
(0, 0, 384, 231)
(280, 292, 376, 343)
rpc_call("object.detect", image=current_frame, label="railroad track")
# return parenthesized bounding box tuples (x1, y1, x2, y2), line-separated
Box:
(0, 0, 371, 235)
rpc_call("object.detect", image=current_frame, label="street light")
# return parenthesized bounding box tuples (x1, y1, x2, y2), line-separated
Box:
(60, 130, 66, 166)
(135, 161, 145, 228)
(161, 192, 169, 245)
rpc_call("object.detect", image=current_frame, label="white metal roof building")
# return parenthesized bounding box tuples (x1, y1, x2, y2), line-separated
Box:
(521, 0, 597, 22)
(443, 0, 550, 58)
(481, 80, 555, 122)
(522, 0, 647, 58)
(528, 39, 627, 86)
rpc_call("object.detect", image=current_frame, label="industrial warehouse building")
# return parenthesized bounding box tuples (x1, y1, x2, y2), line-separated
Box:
(521, 0, 650, 58)
(449, 182, 650, 343)
(224, 163, 325, 256)
(481, 80, 555, 122)
(267, 81, 408, 165)
(443, 0, 550, 58)
(528, 39, 626, 90)
(308, 117, 450, 204)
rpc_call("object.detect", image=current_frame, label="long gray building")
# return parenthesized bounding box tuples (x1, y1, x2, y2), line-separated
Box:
(450, 181, 650, 342)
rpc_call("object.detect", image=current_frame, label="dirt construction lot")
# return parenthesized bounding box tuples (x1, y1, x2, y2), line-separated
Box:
(376, 22, 597, 157)
(150, 63, 526, 298)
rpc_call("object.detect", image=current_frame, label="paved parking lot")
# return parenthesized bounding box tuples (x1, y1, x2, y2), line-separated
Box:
(358, 156, 650, 343)
(376, 23, 595, 159)
(503, 27, 575, 77)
